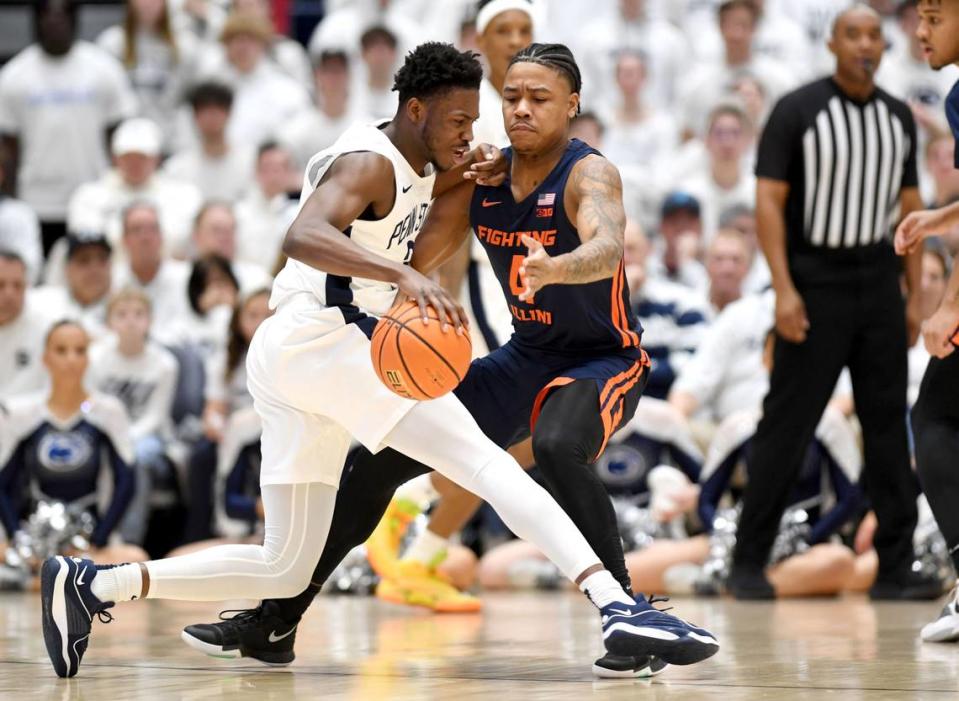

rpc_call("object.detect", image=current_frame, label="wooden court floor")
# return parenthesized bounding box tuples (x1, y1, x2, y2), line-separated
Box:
(1, 591, 958, 700)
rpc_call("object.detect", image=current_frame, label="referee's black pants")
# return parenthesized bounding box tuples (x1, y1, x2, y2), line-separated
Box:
(911, 351, 959, 572)
(733, 265, 918, 578)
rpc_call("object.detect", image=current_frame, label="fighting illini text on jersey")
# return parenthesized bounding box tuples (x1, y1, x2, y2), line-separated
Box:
(469, 139, 641, 356)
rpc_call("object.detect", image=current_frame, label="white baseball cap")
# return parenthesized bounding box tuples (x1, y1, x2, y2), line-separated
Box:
(111, 118, 162, 157)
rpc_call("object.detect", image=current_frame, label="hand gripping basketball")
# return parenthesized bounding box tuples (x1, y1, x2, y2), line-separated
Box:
(371, 300, 472, 400)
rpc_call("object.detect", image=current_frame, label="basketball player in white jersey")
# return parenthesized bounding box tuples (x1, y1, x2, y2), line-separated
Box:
(38, 42, 704, 679)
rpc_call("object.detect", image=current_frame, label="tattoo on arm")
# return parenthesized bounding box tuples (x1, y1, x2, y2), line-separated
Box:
(558, 157, 625, 284)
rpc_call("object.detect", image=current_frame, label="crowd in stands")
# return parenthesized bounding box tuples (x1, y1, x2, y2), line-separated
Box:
(0, 0, 956, 594)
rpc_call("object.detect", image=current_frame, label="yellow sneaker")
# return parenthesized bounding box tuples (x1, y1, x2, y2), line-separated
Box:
(365, 497, 422, 579)
(376, 560, 482, 613)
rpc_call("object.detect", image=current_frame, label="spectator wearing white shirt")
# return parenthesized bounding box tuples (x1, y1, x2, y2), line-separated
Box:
(88, 288, 179, 545)
(111, 201, 191, 340)
(626, 221, 711, 400)
(165, 254, 237, 356)
(277, 50, 360, 172)
(650, 192, 709, 290)
(162, 82, 255, 203)
(578, 0, 690, 111)
(0, 163, 42, 285)
(232, 0, 312, 91)
(601, 49, 680, 170)
(704, 228, 751, 315)
(669, 288, 773, 425)
(307, 0, 422, 62)
(196, 14, 310, 149)
(97, 0, 199, 150)
(685, 0, 811, 76)
(67, 118, 204, 260)
(31, 232, 114, 337)
(353, 26, 401, 121)
(0, 0, 136, 257)
(192, 201, 273, 292)
(0, 252, 51, 403)
(168, 0, 228, 45)
(719, 203, 770, 293)
(680, 103, 757, 245)
(679, 0, 795, 139)
(234, 143, 298, 273)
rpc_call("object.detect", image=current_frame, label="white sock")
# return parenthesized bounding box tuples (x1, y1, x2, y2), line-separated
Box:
(579, 570, 634, 609)
(401, 527, 449, 567)
(90, 563, 144, 603)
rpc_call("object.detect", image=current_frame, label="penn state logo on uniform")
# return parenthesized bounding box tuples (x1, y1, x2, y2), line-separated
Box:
(38, 431, 93, 472)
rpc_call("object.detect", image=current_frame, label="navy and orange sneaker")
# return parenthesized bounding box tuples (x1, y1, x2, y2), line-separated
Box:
(40, 556, 116, 678)
(600, 594, 718, 666)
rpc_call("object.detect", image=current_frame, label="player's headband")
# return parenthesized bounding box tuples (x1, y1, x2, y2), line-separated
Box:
(476, 0, 534, 35)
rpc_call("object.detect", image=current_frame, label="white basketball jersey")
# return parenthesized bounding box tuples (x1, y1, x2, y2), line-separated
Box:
(270, 122, 436, 317)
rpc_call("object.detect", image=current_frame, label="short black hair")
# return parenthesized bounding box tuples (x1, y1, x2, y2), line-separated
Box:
(392, 42, 483, 105)
(189, 81, 234, 111)
(509, 43, 582, 112)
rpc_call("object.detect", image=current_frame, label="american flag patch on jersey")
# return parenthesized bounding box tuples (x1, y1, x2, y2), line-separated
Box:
(537, 192, 556, 206)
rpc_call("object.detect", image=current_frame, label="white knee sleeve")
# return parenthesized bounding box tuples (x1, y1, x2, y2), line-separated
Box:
(145, 482, 336, 601)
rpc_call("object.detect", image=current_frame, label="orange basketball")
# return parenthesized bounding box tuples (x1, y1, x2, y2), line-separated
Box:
(371, 300, 472, 400)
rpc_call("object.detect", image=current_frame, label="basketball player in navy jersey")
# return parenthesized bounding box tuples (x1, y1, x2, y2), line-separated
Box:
(183, 43, 719, 679)
(894, 0, 959, 642)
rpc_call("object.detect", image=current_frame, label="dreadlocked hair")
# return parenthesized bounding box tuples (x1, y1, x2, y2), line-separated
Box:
(392, 42, 483, 104)
(509, 43, 583, 113)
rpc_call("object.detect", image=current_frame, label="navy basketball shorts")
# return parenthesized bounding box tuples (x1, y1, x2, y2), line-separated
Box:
(452, 339, 650, 461)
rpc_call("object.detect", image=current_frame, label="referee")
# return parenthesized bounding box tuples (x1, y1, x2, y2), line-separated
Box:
(730, 5, 940, 600)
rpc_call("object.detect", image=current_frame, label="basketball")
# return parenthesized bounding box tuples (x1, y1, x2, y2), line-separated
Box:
(371, 300, 472, 400)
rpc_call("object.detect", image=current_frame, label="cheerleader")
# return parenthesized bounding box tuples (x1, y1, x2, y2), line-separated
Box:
(0, 321, 147, 574)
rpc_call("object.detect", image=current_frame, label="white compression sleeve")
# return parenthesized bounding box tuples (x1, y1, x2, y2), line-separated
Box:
(382, 396, 601, 582)
(141, 482, 336, 601)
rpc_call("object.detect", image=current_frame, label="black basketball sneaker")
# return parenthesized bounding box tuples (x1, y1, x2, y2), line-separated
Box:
(181, 601, 298, 665)
(40, 556, 116, 678)
(592, 653, 668, 678)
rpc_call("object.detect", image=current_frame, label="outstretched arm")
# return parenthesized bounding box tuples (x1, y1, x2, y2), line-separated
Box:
(518, 155, 625, 300)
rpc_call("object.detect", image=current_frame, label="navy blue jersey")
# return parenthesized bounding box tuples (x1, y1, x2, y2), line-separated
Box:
(949, 81, 959, 168)
(0, 395, 135, 547)
(469, 139, 642, 356)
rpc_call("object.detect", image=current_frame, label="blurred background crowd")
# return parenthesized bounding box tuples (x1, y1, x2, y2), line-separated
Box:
(0, 0, 956, 596)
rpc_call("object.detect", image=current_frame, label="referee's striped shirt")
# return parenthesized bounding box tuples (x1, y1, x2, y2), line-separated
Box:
(756, 77, 918, 252)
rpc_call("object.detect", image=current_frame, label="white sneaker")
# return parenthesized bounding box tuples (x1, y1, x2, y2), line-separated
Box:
(921, 584, 959, 643)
